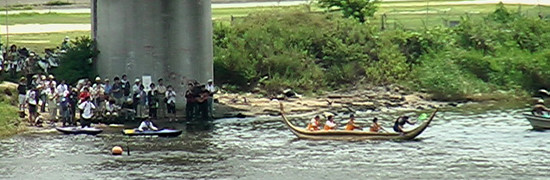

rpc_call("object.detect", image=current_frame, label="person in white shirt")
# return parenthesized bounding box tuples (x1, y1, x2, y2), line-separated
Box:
(323, 115, 337, 130)
(205, 79, 217, 117)
(78, 97, 96, 128)
(26, 87, 39, 125)
(137, 119, 158, 131)
(165, 85, 176, 120)
(44, 85, 58, 121)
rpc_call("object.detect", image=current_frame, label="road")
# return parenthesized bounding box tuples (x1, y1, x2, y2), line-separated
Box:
(0, 0, 548, 34)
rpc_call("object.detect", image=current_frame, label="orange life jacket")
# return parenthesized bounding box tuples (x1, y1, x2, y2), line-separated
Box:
(370, 123, 380, 132)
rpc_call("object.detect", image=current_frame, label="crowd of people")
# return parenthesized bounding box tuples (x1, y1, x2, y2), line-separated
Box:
(306, 114, 419, 134)
(17, 72, 218, 128)
(1, 37, 68, 79)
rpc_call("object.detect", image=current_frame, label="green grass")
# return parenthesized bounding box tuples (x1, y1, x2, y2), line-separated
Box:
(1, 31, 90, 54)
(0, 84, 24, 138)
(0, 13, 90, 25)
(1, 2, 549, 50)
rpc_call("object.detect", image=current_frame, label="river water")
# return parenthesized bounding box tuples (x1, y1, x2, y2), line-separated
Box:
(1, 107, 549, 180)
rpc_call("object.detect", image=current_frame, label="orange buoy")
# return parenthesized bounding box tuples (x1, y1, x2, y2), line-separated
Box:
(112, 146, 123, 155)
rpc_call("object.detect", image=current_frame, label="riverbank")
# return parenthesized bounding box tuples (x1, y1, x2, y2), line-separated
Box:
(214, 84, 528, 118)
(0, 82, 25, 137)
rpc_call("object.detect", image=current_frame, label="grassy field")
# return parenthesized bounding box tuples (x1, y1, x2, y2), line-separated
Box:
(0, 1, 549, 52)
(1, 31, 89, 52)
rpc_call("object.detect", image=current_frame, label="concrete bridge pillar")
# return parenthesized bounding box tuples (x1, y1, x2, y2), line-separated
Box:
(93, 0, 213, 107)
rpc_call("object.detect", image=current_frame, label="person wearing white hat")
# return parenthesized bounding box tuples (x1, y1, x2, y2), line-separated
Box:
(205, 79, 217, 117)
(61, 36, 70, 51)
(532, 99, 550, 116)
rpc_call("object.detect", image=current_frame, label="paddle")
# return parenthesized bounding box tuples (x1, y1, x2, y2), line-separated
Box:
(416, 113, 428, 123)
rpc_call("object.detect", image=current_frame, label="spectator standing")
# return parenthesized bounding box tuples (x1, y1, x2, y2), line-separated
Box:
(166, 85, 176, 121)
(156, 78, 167, 118)
(17, 77, 27, 111)
(205, 79, 217, 118)
(147, 83, 159, 119)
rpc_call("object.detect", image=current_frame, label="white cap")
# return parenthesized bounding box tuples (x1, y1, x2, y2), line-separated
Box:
(538, 99, 544, 104)
(207, 79, 213, 82)
(95, 77, 101, 81)
(135, 78, 141, 82)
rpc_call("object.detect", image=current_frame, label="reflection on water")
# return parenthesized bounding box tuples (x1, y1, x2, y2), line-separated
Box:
(1, 109, 550, 179)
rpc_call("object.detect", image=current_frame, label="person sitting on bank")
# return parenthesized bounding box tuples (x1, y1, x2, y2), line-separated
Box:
(369, 118, 386, 133)
(307, 115, 321, 131)
(324, 115, 337, 130)
(532, 99, 550, 116)
(137, 119, 158, 131)
(345, 114, 362, 131)
(104, 98, 120, 118)
(393, 116, 415, 135)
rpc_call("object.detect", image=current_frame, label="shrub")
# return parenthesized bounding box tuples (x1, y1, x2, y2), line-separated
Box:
(52, 36, 99, 84)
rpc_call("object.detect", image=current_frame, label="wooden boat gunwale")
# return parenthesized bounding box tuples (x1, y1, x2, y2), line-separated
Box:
(279, 103, 438, 140)
(523, 113, 550, 130)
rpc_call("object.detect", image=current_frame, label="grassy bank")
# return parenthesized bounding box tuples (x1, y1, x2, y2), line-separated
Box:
(212, 3, 550, 101)
(0, 83, 24, 137)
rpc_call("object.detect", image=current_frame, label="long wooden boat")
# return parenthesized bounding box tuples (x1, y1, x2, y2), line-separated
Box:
(523, 113, 550, 130)
(279, 103, 437, 140)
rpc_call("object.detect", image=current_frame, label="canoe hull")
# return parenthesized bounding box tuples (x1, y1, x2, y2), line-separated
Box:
(56, 127, 103, 135)
(280, 103, 437, 141)
(122, 129, 183, 137)
(524, 113, 550, 130)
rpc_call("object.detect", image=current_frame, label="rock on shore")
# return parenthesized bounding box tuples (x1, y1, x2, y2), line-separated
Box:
(215, 85, 449, 118)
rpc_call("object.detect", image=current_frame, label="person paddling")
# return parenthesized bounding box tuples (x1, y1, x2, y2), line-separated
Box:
(532, 99, 550, 116)
(345, 114, 362, 131)
(393, 116, 415, 135)
(324, 115, 337, 130)
(307, 115, 321, 131)
(137, 118, 158, 131)
(369, 118, 386, 132)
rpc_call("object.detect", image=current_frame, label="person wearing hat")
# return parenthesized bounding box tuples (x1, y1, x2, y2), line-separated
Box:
(323, 115, 337, 130)
(61, 36, 70, 51)
(205, 79, 217, 117)
(345, 114, 362, 131)
(307, 115, 321, 131)
(17, 77, 27, 111)
(393, 115, 415, 135)
(532, 99, 550, 116)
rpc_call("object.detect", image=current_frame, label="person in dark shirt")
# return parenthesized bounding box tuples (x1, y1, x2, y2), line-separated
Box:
(393, 116, 415, 135)
(111, 76, 124, 105)
(185, 83, 196, 121)
(147, 83, 159, 119)
(17, 77, 27, 111)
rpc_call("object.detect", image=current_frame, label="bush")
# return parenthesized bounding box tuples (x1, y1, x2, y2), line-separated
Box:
(45, 0, 72, 6)
(52, 36, 99, 84)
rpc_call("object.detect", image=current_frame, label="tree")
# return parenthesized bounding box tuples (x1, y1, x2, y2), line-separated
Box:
(318, 0, 379, 23)
(52, 36, 99, 84)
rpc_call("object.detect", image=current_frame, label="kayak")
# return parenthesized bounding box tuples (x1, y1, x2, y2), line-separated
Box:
(56, 127, 103, 135)
(122, 129, 183, 137)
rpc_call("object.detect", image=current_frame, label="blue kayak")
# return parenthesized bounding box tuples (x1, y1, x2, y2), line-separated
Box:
(56, 127, 103, 135)
(122, 129, 183, 137)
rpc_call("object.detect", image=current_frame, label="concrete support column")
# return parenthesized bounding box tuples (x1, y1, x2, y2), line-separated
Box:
(95, 0, 213, 107)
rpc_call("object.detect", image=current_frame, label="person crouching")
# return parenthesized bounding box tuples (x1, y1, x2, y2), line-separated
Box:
(138, 118, 158, 131)
(78, 96, 96, 128)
